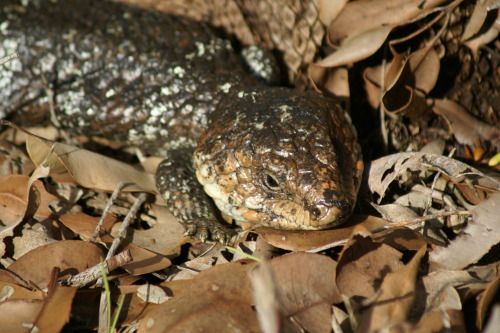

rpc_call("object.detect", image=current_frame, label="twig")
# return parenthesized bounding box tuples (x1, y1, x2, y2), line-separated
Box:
(0, 52, 19, 66)
(61, 250, 133, 287)
(98, 192, 147, 333)
(106, 192, 148, 259)
(91, 182, 132, 242)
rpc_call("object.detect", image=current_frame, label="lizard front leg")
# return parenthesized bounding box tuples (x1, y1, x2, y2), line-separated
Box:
(155, 148, 235, 243)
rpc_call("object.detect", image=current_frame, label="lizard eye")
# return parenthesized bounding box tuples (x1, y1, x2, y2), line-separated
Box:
(263, 173, 280, 191)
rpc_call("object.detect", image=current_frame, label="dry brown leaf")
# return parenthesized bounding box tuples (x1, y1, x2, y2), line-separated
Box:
(0, 175, 57, 221)
(461, 0, 494, 41)
(413, 309, 466, 333)
(429, 193, 500, 270)
(249, 260, 281, 333)
(363, 65, 384, 108)
(118, 242, 173, 275)
(0, 299, 43, 333)
(477, 275, 500, 330)
(327, 0, 447, 43)
(0, 174, 60, 257)
(464, 10, 500, 54)
(367, 152, 500, 203)
(254, 215, 390, 252)
(359, 46, 440, 113)
(269, 252, 342, 333)
(373, 227, 429, 251)
(309, 67, 350, 97)
(432, 98, 500, 150)
(33, 285, 77, 332)
(370, 45, 440, 116)
(318, 0, 347, 25)
(26, 134, 157, 193)
(7, 240, 103, 290)
(313, 25, 395, 69)
(336, 234, 404, 299)
(110, 204, 184, 255)
(357, 246, 426, 331)
(0, 281, 44, 301)
(138, 260, 259, 333)
(58, 212, 118, 242)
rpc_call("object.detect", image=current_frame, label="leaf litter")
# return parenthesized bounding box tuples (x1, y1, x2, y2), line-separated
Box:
(1, 0, 500, 332)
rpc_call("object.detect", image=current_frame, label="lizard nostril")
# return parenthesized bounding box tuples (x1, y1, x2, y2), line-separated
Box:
(310, 208, 322, 217)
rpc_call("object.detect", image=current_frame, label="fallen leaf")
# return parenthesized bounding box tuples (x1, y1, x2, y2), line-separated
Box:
(33, 284, 77, 332)
(336, 234, 404, 299)
(429, 193, 500, 270)
(313, 25, 395, 69)
(110, 204, 184, 255)
(413, 309, 466, 333)
(461, 0, 492, 41)
(254, 215, 390, 251)
(357, 246, 426, 331)
(477, 275, 500, 330)
(0, 299, 43, 333)
(138, 260, 259, 333)
(25, 133, 157, 193)
(367, 152, 500, 203)
(327, 0, 448, 43)
(7, 240, 103, 290)
(269, 252, 342, 332)
(432, 98, 500, 149)
(318, 0, 347, 25)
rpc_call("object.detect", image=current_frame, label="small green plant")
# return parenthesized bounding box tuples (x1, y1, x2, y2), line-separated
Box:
(225, 246, 261, 262)
(100, 259, 125, 333)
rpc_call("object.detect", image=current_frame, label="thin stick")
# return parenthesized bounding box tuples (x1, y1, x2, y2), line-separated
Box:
(61, 250, 133, 287)
(0, 52, 19, 66)
(106, 192, 148, 259)
(91, 182, 131, 242)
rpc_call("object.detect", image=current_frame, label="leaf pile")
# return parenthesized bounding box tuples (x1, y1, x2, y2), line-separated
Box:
(1, 0, 500, 332)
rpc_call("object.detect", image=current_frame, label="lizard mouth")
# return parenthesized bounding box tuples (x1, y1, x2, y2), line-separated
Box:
(213, 196, 351, 230)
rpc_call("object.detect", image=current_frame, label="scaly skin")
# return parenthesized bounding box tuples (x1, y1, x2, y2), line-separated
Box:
(0, 0, 363, 241)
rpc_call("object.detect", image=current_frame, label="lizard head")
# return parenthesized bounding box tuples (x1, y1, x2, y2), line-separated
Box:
(193, 87, 363, 230)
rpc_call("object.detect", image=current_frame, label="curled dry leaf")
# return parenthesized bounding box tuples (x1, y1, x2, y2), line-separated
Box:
(367, 152, 500, 203)
(432, 98, 500, 150)
(477, 275, 500, 330)
(327, 0, 448, 43)
(312, 24, 394, 70)
(382, 47, 440, 117)
(364, 45, 440, 115)
(118, 242, 173, 276)
(461, 0, 497, 41)
(429, 192, 500, 270)
(0, 174, 59, 257)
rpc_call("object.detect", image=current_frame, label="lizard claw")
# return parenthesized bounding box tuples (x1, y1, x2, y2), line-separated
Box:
(181, 220, 234, 243)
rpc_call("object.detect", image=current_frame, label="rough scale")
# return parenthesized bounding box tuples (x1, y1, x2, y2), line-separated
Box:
(0, 0, 363, 241)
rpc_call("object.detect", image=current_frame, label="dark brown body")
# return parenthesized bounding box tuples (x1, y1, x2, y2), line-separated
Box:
(0, 0, 362, 238)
